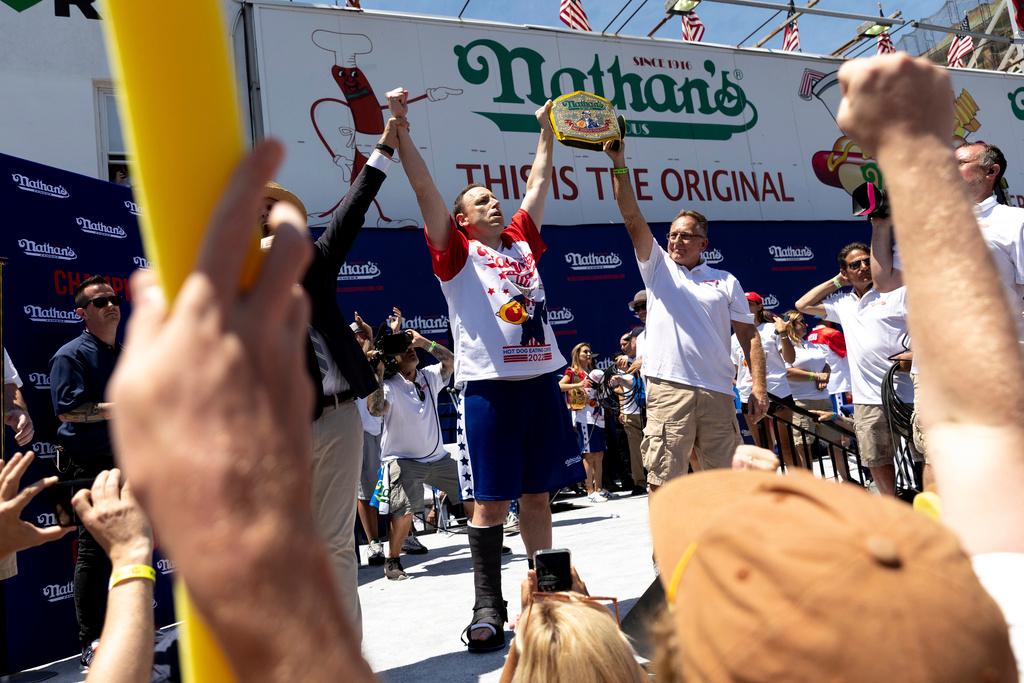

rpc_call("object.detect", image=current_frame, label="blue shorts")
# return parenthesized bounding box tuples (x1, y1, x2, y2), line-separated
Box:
(575, 423, 606, 454)
(454, 372, 585, 501)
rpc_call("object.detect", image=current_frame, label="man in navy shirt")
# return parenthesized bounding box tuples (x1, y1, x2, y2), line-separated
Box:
(49, 274, 122, 666)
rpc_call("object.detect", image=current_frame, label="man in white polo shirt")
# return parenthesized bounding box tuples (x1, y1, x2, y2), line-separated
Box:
(874, 142, 1024, 339)
(797, 242, 913, 495)
(603, 142, 768, 491)
(366, 329, 463, 581)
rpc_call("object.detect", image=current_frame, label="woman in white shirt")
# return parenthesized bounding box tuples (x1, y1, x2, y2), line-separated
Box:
(781, 311, 851, 480)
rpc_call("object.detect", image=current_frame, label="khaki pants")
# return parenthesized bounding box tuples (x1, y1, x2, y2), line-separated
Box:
(622, 412, 646, 486)
(641, 377, 740, 486)
(311, 401, 363, 641)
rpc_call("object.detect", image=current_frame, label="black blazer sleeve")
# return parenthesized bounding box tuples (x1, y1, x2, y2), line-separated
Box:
(314, 163, 387, 279)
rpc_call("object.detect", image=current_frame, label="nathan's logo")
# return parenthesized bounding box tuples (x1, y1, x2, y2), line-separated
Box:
(769, 245, 813, 262)
(43, 582, 74, 603)
(124, 199, 141, 216)
(403, 315, 449, 335)
(564, 252, 621, 271)
(133, 256, 151, 269)
(37, 512, 58, 527)
(596, 357, 615, 370)
(18, 239, 77, 261)
(11, 173, 69, 199)
(548, 307, 574, 325)
(1, 0, 100, 19)
(454, 41, 757, 140)
(702, 248, 724, 264)
(157, 559, 175, 575)
(31, 441, 59, 459)
(762, 294, 780, 309)
(29, 372, 51, 390)
(24, 305, 79, 324)
(337, 261, 381, 281)
(77, 217, 126, 239)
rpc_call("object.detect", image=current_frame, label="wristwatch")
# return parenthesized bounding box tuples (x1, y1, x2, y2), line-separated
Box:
(375, 142, 395, 156)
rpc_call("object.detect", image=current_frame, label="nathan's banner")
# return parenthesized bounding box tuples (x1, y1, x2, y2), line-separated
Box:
(249, 3, 1024, 226)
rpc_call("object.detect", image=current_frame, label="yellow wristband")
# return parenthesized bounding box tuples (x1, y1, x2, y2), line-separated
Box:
(428, 340, 438, 353)
(611, 166, 630, 176)
(108, 564, 156, 590)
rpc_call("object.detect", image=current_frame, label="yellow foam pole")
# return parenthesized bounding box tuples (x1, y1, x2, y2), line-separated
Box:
(99, 1, 258, 681)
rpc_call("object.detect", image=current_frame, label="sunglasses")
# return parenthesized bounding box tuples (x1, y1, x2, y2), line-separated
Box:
(845, 258, 871, 271)
(530, 592, 621, 625)
(632, 303, 646, 311)
(415, 383, 425, 402)
(86, 295, 121, 308)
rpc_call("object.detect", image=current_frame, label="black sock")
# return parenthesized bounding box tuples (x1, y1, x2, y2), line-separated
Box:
(468, 524, 506, 618)
(527, 558, 535, 570)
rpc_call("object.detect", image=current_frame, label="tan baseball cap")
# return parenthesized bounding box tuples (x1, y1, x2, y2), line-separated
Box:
(264, 181, 307, 219)
(649, 469, 1016, 683)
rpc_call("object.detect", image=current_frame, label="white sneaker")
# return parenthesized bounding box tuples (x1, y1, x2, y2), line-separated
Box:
(599, 489, 614, 499)
(587, 492, 608, 503)
(367, 539, 386, 566)
(504, 511, 520, 535)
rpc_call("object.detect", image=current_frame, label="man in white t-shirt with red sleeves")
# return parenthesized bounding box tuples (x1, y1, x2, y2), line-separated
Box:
(389, 88, 583, 653)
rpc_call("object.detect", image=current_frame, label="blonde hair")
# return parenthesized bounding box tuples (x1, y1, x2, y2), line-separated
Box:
(781, 309, 806, 345)
(512, 596, 646, 683)
(570, 342, 593, 373)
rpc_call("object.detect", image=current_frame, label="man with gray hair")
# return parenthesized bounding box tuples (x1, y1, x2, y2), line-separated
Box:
(603, 143, 768, 491)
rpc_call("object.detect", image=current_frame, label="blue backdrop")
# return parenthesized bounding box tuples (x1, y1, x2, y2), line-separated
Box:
(0, 151, 868, 672)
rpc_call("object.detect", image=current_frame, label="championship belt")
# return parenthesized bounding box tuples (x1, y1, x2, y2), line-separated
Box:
(549, 91, 626, 152)
(567, 387, 588, 411)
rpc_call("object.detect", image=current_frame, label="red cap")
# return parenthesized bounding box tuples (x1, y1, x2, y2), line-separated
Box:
(745, 292, 763, 304)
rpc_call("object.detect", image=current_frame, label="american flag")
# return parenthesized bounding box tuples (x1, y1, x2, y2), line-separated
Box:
(877, 30, 896, 54)
(782, 11, 801, 52)
(681, 11, 705, 42)
(946, 15, 974, 68)
(559, 0, 592, 31)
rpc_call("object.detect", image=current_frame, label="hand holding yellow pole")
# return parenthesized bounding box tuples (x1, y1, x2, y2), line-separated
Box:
(99, 2, 259, 680)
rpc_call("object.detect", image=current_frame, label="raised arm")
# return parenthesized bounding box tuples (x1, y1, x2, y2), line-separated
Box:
(519, 101, 555, 228)
(772, 315, 796, 364)
(796, 274, 847, 319)
(603, 140, 655, 262)
(734, 322, 768, 423)
(387, 87, 451, 250)
(837, 54, 1024, 554)
(316, 118, 399, 274)
(869, 216, 903, 293)
(408, 330, 454, 383)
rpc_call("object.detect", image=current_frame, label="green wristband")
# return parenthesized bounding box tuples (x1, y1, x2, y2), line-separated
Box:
(612, 167, 630, 176)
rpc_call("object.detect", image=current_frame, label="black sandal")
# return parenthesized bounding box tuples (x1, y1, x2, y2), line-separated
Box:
(461, 602, 507, 653)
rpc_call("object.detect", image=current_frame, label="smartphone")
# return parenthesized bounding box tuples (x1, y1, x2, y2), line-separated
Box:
(42, 478, 93, 527)
(534, 548, 572, 592)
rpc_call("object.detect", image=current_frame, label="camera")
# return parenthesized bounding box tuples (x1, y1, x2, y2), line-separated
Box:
(852, 182, 890, 219)
(375, 332, 411, 356)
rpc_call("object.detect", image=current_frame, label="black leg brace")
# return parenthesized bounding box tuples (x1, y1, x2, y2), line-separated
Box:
(468, 523, 505, 616)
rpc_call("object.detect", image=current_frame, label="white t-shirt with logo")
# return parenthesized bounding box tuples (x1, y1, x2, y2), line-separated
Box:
(757, 322, 791, 398)
(638, 245, 755, 396)
(731, 334, 752, 403)
(786, 340, 830, 402)
(822, 287, 913, 405)
(427, 210, 565, 384)
(380, 363, 448, 462)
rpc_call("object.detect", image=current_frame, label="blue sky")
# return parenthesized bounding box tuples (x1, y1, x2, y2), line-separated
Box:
(360, 0, 954, 56)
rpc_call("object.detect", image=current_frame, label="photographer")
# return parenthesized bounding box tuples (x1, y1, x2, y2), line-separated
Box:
(366, 329, 468, 580)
